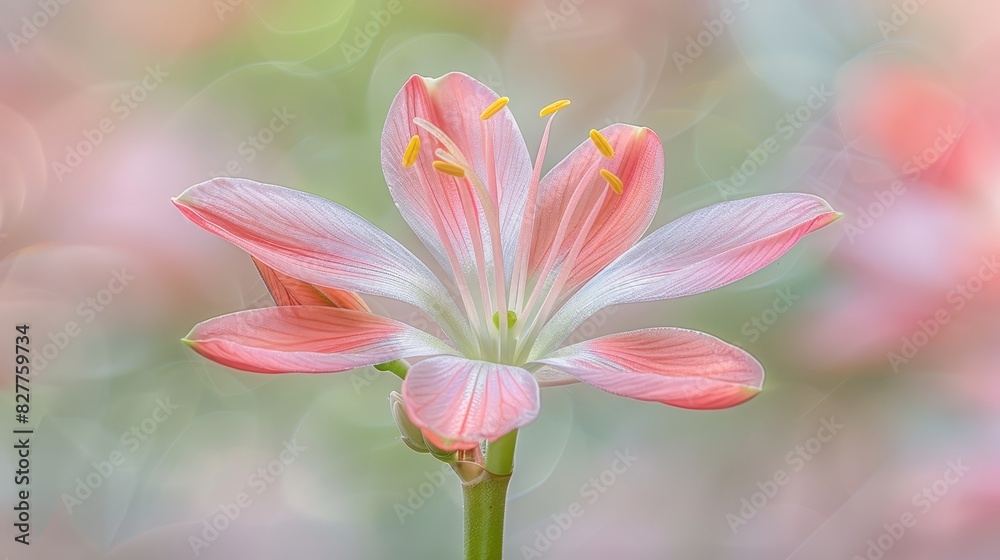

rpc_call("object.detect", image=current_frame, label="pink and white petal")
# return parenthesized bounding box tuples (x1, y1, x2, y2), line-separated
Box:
(381, 73, 532, 283)
(531, 193, 839, 357)
(534, 328, 764, 409)
(402, 356, 540, 451)
(252, 257, 370, 311)
(173, 177, 473, 352)
(532, 365, 580, 388)
(184, 306, 455, 374)
(528, 124, 663, 294)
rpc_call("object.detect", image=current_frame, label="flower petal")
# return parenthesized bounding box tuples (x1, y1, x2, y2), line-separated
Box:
(531, 193, 839, 357)
(381, 73, 532, 283)
(184, 306, 455, 374)
(173, 177, 474, 353)
(402, 355, 540, 451)
(535, 328, 763, 409)
(532, 365, 579, 388)
(528, 124, 663, 294)
(252, 257, 370, 311)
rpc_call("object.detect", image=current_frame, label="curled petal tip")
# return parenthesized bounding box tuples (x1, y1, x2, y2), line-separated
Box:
(738, 384, 764, 403)
(172, 184, 206, 207)
(810, 208, 844, 233)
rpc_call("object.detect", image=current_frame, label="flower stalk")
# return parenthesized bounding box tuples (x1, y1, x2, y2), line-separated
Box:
(390, 358, 515, 558)
(461, 469, 511, 560)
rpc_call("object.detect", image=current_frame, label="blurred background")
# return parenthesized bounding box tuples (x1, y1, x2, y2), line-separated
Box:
(1, 0, 998, 558)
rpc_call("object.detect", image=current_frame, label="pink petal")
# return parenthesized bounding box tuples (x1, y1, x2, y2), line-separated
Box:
(184, 306, 454, 374)
(532, 193, 839, 357)
(535, 328, 764, 409)
(528, 124, 663, 293)
(402, 355, 540, 451)
(252, 257, 370, 311)
(173, 177, 473, 352)
(381, 73, 532, 282)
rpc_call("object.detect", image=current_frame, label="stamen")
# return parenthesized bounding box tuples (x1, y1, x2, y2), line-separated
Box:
(413, 118, 465, 163)
(517, 156, 604, 327)
(515, 186, 613, 363)
(600, 169, 624, 195)
(412, 155, 486, 357)
(402, 135, 420, 167)
(480, 97, 510, 120)
(539, 99, 571, 117)
(589, 129, 614, 158)
(492, 310, 518, 329)
(434, 148, 460, 165)
(432, 160, 466, 178)
(413, 117, 509, 360)
(510, 114, 557, 313)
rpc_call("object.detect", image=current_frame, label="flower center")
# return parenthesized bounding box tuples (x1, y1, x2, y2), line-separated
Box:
(401, 95, 626, 365)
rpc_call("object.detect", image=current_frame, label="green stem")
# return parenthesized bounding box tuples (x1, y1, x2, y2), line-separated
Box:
(459, 430, 517, 559)
(463, 471, 511, 560)
(380, 357, 516, 559)
(484, 430, 517, 476)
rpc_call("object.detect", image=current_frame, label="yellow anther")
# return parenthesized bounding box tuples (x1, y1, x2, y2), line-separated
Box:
(432, 160, 466, 178)
(402, 135, 420, 167)
(539, 99, 571, 117)
(492, 310, 518, 328)
(480, 97, 510, 120)
(589, 129, 614, 158)
(600, 169, 623, 195)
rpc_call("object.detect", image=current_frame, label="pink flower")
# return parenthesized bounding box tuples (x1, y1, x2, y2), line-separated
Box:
(174, 73, 839, 451)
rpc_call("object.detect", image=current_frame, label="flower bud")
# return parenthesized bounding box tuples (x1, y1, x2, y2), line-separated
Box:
(389, 391, 430, 453)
